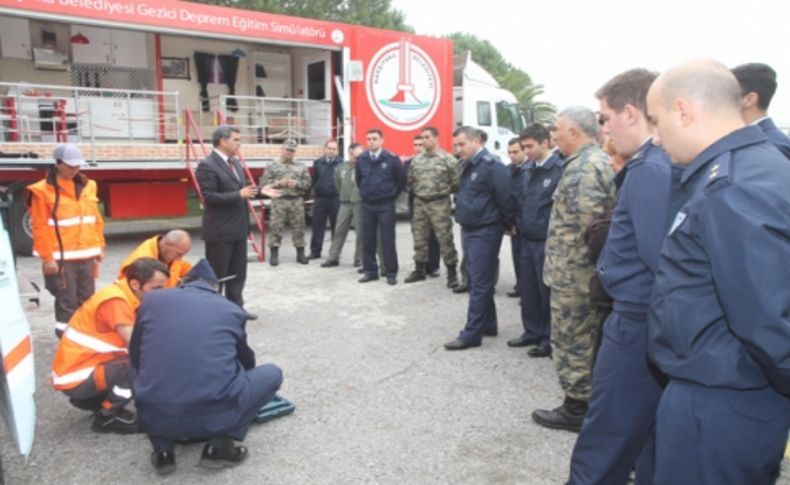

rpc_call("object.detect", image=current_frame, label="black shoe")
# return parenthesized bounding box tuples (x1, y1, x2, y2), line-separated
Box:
(507, 289, 520, 298)
(245, 313, 258, 321)
(387, 277, 397, 286)
(446, 265, 458, 288)
(380, 270, 387, 277)
(296, 247, 309, 264)
(307, 252, 321, 260)
(69, 396, 104, 412)
(151, 448, 176, 476)
(92, 409, 140, 434)
(404, 264, 426, 283)
(269, 247, 279, 267)
(358, 275, 379, 283)
(357, 267, 365, 274)
(321, 260, 339, 268)
(532, 397, 588, 432)
(199, 438, 248, 469)
(507, 335, 541, 347)
(528, 346, 552, 358)
(483, 328, 498, 337)
(444, 338, 481, 350)
(353, 260, 362, 267)
(452, 283, 468, 294)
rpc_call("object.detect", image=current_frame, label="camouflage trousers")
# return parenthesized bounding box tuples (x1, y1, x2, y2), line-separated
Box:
(550, 288, 603, 401)
(411, 197, 458, 266)
(269, 198, 306, 248)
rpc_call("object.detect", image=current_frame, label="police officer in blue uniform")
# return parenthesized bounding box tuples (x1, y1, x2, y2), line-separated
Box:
(355, 128, 406, 285)
(309, 139, 342, 259)
(444, 127, 516, 350)
(507, 124, 564, 357)
(506, 138, 529, 298)
(130, 259, 284, 475)
(646, 60, 790, 484)
(569, 69, 670, 485)
(731, 63, 790, 160)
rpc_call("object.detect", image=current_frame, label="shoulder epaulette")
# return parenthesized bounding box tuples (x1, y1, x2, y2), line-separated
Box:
(706, 152, 732, 187)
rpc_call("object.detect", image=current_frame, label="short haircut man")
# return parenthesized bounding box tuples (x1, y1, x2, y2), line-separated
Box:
(731, 62, 790, 159)
(212, 125, 240, 147)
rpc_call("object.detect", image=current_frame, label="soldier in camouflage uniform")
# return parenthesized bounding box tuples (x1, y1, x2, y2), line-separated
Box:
(259, 140, 311, 266)
(532, 107, 616, 432)
(404, 127, 460, 288)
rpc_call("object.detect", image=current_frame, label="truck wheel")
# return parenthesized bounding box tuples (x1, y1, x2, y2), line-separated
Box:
(10, 189, 33, 256)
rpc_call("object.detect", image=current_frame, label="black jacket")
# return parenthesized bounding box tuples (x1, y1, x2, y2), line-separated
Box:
(312, 156, 342, 198)
(195, 150, 251, 242)
(355, 149, 405, 203)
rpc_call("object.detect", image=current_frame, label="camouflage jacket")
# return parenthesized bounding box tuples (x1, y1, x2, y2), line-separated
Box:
(407, 149, 459, 199)
(334, 162, 360, 204)
(544, 142, 616, 293)
(259, 157, 311, 197)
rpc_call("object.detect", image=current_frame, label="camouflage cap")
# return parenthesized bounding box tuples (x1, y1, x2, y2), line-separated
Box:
(284, 139, 298, 151)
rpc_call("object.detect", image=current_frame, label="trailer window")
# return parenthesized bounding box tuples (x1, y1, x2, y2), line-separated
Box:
(307, 61, 326, 100)
(496, 101, 524, 134)
(477, 102, 492, 127)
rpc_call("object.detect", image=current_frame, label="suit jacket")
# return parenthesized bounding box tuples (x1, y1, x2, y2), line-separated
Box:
(195, 150, 249, 242)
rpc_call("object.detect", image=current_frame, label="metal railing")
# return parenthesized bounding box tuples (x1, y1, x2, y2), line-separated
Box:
(217, 95, 333, 146)
(0, 82, 181, 156)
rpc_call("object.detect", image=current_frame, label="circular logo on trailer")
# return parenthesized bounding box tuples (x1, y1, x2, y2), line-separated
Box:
(365, 40, 441, 131)
(331, 29, 344, 44)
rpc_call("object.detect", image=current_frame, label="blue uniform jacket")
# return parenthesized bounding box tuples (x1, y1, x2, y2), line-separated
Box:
(355, 149, 405, 203)
(130, 280, 256, 434)
(517, 153, 564, 240)
(312, 156, 342, 198)
(757, 117, 790, 160)
(455, 148, 516, 229)
(598, 140, 672, 315)
(648, 126, 790, 394)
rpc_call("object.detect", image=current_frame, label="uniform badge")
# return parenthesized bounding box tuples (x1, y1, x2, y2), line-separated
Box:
(471, 172, 478, 181)
(669, 211, 687, 235)
(543, 179, 551, 188)
(381, 162, 387, 170)
(709, 163, 719, 180)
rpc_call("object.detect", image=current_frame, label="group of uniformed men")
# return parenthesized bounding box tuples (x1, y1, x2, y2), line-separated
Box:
(25, 58, 790, 482)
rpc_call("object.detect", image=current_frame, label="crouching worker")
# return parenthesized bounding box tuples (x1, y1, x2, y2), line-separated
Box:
(130, 259, 284, 476)
(50, 257, 169, 433)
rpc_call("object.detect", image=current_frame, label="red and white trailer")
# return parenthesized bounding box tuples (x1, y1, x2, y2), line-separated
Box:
(0, 0, 523, 256)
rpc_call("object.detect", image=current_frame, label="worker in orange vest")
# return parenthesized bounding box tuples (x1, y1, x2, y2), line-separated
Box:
(118, 230, 192, 288)
(51, 257, 168, 434)
(27, 144, 105, 338)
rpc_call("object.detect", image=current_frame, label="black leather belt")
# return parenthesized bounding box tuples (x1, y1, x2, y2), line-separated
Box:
(277, 195, 302, 200)
(415, 194, 450, 202)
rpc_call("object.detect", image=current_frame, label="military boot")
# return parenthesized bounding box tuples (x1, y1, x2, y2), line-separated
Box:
(446, 264, 458, 289)
(404, 263, 427, 283)
(531, 396, 588, 432)
(269, 247, 279, 267)
(296, 247, 309, 264)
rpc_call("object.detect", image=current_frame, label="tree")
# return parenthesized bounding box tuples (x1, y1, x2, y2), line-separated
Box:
(447, 32, 556, 124)
(189, 0, 413, 32)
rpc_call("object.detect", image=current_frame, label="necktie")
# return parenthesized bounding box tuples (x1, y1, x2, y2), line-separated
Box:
(228, 159, 239, 180)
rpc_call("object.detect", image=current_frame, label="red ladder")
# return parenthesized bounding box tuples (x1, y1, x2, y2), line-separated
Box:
(183, 109, 266, 262)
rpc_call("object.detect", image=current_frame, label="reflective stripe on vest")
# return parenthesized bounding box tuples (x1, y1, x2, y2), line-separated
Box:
(51, 366, 95, 386)
(33, 247, 102, 260)
(47, 215, 97, 227)
(63, 327, 127, 354)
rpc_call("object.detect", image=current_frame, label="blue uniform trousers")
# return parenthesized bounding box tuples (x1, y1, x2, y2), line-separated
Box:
(310, 196, 340, 255)
(654, 380, 790, 485)
(518, 238, 551, 347)
(362, 200, 398, 278)
(147, 364, 283, 451)
(569, 311, 663, 484)
(510, 235, 522, 291)
(458, 224, 503, 344)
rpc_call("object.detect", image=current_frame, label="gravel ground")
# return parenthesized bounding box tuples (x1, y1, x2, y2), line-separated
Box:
(2, 219, 788, 484)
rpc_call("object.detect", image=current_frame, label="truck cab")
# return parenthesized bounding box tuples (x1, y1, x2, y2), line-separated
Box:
(453, 52, 525, 162)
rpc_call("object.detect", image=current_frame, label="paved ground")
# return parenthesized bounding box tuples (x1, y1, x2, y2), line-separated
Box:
(2, 220, 788, 484)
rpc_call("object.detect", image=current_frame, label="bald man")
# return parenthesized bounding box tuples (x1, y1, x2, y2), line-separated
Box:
(119, 230, 192, 288)
(646, 60, 790, 484)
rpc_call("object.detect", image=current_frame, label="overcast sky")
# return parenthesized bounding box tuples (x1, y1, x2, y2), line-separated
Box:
(392, 0, 790, 128)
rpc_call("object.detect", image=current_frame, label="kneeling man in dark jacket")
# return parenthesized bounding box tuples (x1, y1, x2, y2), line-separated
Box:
(130, 259, 283, 475)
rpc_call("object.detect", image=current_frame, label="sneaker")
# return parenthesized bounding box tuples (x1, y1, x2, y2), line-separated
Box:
(151, 448, 176, 476)
(199, 438, 248, 469)
(91, 408, 140, 434)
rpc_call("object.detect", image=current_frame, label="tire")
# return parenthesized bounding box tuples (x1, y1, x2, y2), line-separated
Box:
(10, 188, 33, 256)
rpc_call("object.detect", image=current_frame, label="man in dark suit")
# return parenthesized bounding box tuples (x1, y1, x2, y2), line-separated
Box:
(732, 63, 790, 160)
(308, 139, 342, 259)
(355, 128, 406, 285)
(195, 126, 278, 319)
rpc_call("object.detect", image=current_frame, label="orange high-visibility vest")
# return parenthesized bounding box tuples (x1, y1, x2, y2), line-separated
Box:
(27, 176, 105, 263)
(118, 235, 191, 288)
(50, 280, 138, 391)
